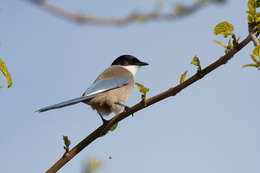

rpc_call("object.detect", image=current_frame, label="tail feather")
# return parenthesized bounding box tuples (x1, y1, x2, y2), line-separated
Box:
(37, 95, 95, 113)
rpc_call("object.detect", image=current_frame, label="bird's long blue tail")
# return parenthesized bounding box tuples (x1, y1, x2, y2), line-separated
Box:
(37, 95, 94, 112)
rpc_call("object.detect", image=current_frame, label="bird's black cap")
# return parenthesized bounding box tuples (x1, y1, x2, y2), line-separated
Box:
(111, 55, 149, 66)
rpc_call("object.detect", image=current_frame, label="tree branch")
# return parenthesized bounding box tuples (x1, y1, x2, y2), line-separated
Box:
(249, 33, 260, 46)
(46, 33, 253, 173)
(248, 23, 260, 46)
(28, 0, 224, 26)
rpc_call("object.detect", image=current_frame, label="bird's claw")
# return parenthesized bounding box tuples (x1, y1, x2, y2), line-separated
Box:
(98, 113, 109, 124)
(123, 105, 134, 117)
(115, 102, 134, 117)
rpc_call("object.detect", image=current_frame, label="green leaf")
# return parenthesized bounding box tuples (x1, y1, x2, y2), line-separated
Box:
(244, 46, 260, 68)
(257, 0, 260, 8)
(0, 59, 13, 88)
(135, 82, 149, 94)
(179, 71, 188, 84)
(227, 39, 234, 49)
(250, 55, 260, 63)
(109, 122, 118, 131)
(242, 63, 260, 67)
(191, 56, 202, 70)
(191, 56, 200, 66)
(88, 158, 102, 171)
(248, 0, 257, 22)
(213, 40, 227, 48)
(256, 16, 260, 22)
(214, 21, 234, 37)
(248, 0, 256, 11)
(63, 136, 71, 148)
(252, 45, 260, 56)
(248, 14, 254, 23)
(135, 82, 149, 100)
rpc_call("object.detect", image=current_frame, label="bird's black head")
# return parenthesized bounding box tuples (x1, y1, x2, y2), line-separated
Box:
(111, 55, 149, 66)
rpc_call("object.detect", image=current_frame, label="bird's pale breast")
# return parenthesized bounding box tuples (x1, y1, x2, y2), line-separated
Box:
(83, 66, 134, 115)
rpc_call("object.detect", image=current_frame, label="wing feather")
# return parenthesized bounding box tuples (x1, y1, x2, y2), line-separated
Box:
(82, 75, 131, 96)
(37, 75, 131, 113)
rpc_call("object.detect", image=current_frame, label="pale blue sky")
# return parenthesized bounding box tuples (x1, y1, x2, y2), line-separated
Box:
(0, 0, 259, 173)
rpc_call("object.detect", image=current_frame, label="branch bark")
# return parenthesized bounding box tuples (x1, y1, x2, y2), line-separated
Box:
(248, 22, 260, 46)
(46, 33, 253, 173)
(28, 0, 223, 26)
(249, 33, 260, 46)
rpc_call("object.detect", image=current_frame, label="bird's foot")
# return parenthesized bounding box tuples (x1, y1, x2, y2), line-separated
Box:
(115, 102, 134, 117)
(98, 113, 109, 124)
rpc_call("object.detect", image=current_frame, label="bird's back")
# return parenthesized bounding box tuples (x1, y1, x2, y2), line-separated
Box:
(83, 66, 134, 115)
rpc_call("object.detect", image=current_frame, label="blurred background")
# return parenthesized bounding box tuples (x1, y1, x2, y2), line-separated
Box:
(0, 0, 259, 173)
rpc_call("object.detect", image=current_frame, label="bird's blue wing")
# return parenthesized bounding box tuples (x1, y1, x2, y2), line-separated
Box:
(37, 75, 131, 113)
(82, 75, 131, 96)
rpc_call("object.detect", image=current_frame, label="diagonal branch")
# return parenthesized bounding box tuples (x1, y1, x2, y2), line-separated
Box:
(28, 0, 224, 26)
(248, 23, 260, 46)
(249, 32, 260, 46)
(46, 33, 253, 173)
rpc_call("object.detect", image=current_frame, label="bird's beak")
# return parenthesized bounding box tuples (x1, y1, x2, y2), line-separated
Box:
(137, 61, 149, 66)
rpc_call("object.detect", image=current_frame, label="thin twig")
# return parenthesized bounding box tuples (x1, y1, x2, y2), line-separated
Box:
(27, 0, 222, 26)
(46, 33, 252, 173)
(249, 33, 260, 46)
(248, 22, 260, 46)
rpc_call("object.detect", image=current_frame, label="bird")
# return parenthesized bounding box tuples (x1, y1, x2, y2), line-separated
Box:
(37, 55, 149, 123)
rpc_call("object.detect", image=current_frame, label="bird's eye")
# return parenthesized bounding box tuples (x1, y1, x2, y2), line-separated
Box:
(122, 60, 129, 65)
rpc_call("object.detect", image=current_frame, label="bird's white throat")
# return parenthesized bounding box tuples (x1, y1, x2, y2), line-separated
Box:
(122, 65, 139, 76)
